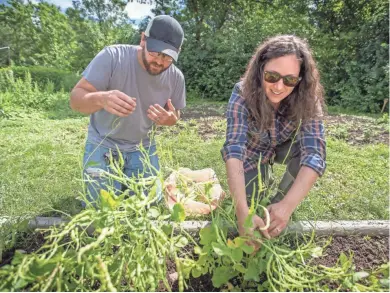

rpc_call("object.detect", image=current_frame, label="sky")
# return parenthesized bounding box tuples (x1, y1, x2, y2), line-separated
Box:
(0, 0, 154, 20)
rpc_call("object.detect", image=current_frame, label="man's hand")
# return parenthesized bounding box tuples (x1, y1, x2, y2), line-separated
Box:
(267, 201, 294, 238)
(147, 99, 178, 126)
(101, 90, 136, 117)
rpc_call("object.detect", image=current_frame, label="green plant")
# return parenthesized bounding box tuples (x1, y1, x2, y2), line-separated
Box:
(0, 154, 197, 292)
(376, 113, 389, 125)
(0, 66, 79, 92)
(331, 126, 349, 140)
(188, 211, 390, 291)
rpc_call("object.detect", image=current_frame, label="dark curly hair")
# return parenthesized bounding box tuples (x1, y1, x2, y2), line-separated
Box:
(241, 35, 324, 131)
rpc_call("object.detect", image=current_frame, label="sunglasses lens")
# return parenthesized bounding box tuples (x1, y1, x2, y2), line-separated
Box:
(264, 72, 281, 83)
(284, 76, 300, 87)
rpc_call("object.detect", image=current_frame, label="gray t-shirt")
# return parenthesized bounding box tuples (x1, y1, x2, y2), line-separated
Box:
(82, 45, 186, 151)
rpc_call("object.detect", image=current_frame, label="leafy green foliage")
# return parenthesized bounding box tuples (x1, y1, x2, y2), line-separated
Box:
(0, 0, 136, 72)
(0, 71, 71, 110)
(0, 165, 195, 292)
(191, 216, 390, 291)
(0, 0, 387, 112)
(0, 66, 79, 92)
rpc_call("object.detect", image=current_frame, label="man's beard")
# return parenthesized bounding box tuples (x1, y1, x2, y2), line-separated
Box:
(142, 48, 170, 76)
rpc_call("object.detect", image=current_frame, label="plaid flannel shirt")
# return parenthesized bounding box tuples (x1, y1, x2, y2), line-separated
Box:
(221, 82, 326, 176)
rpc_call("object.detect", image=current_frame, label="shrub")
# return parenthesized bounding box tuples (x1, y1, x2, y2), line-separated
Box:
(0, 66, 80, 92)
(0, 71, 66, 110)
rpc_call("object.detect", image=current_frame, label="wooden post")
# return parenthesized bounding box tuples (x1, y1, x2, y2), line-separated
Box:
(381, 98, 388, 113)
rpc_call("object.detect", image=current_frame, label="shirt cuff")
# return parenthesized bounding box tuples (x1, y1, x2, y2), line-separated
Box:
(300, 153, 326, 177)
(221, 146, 245, 162)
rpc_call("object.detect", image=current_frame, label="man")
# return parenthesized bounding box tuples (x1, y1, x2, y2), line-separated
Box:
(70, 15, 186, 206)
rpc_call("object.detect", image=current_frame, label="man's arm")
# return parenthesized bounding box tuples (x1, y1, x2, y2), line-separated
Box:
(70, 78, 105, 114)
(70, 78, 136, 117)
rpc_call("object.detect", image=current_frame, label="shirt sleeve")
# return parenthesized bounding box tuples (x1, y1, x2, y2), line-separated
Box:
(82, 46, 114, 91)
(170, 69, 186, 110)
(221, 83, 249, 162)
(297, 119, 327, 176)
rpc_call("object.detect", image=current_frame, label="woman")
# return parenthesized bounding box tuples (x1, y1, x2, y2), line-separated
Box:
(221, 35, 326, 239)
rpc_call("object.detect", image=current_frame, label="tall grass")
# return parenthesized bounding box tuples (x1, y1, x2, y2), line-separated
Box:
(0, 71, 70, 114)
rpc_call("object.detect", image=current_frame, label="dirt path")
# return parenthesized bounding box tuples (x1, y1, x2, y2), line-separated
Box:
(180, 105, 389, 145)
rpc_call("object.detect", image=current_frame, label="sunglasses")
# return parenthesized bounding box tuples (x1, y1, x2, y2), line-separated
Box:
(264, 71, 302, 87)
(148, 51, 174, 63)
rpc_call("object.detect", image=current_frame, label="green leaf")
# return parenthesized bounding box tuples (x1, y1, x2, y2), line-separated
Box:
(147, 207, 160, 219)
(379, 279, 390, 288)
(100, 189, 118, 210)
(241, 243, 255, 255)
(11, 250, 27, 266)
(194, 246, 203, 255)
(14, 278, 29, 290)
(243, 213, 254, 230)
(162, 224, 173, 236)
(231, 248, 243, 262)
(343, 278, 353, 289)
(175, 236, 189, 248)
(199, 226, 217, 245)
(311, 246, 323, 258)
(192, 265, 203, 278)
(253, 231, 261, 238)
(212, 242, 230, 256)
(353, 271, 369, 282)
(233, 237, 246, 247)
(29, 259, 56, 277)
(338, 252, 348, 266)
(85, 160, 99, 168)
(171, 203, 186, 222)
(212, 266, 234, 288)
(233, 263, 246, 273)
(244, 259, 260, 282)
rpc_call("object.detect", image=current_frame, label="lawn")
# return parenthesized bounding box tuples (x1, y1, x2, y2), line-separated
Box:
(0, 94, 388, 224)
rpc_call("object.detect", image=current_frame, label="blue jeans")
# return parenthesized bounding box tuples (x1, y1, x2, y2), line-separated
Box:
(82, 142, 161, 208)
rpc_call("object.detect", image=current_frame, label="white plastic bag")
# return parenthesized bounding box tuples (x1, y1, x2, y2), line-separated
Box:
(164, 168, 225, 215)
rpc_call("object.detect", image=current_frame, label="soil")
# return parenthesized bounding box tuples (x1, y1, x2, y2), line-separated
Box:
(179, 105, 389, 145)
(312, 235, 389, 272)
(0, 231, 46, 268)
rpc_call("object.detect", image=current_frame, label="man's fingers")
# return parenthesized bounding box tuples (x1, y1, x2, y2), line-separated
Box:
(115, 91, 137, 107)
(153, 104, 168, 114)
(108, 102, 132, 116)
(167, 99, 175, 111)
(149, 105, 163, 116)
(110, 97, 135, 112)
(147, 113, 158, 121)
(109, 107, 128, 117)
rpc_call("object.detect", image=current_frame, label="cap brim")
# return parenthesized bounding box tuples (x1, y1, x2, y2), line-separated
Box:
(146, 37, 179, 62)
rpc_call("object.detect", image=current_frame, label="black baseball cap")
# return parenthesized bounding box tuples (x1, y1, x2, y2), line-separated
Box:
(144, 15, 184, 62)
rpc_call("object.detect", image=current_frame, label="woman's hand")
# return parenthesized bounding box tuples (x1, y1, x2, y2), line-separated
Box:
(236, 206, 270, 250)
(267, 201, 294, 238)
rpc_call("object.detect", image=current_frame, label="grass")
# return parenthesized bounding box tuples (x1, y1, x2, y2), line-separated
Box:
(0, 92, 389, 226)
